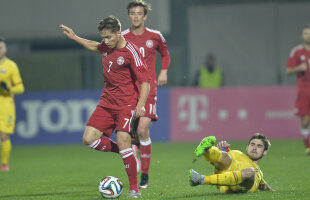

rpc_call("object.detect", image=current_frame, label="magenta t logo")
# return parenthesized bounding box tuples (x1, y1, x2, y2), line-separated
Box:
(178, 95, 208, 131)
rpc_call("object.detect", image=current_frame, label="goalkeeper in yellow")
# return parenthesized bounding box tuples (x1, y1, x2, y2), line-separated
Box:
(0, 37, 24, 172)
(189, 133, 273, 193)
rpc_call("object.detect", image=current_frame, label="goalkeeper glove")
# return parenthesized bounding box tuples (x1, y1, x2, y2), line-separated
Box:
(0, 81, 10, 91)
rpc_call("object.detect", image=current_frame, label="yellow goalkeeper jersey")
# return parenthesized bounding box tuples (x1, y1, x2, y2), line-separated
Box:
(215, 150, 265, 193)
(0, 57, 24, 98)
(0, 57, 24, 133)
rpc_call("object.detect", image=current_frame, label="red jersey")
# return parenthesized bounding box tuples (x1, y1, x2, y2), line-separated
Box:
(287, 44, 310, 94)
(122, 27, 170, 96)
(97, 41, 151, 110)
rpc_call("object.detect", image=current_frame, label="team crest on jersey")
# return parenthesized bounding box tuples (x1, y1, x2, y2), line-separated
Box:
(146, 40, 153, 48)
(301, 55, 306, 61)
(104, 52, 108, 57)
(0, 68, 6, 73)
(117, 56, 124, 65)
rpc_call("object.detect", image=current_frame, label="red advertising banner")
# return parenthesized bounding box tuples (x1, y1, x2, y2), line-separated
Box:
(170, 86, 299, 141)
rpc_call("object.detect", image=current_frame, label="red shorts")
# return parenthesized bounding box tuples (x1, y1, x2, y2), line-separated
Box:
(295, 93, 310, 116)
(143, 95, 158, 121)
(86, 105, 136, 137)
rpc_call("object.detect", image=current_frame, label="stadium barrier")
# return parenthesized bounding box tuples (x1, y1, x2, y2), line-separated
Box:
(170, 86, 299, 141)
(12, 86, 299, 145)
(12, 89, 169, 145)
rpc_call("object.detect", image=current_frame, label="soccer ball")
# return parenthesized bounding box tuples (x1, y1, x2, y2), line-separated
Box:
(99, 176, 123, 199)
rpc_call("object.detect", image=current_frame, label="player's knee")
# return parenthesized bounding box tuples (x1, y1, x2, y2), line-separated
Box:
(116, 131, 131, 150)
(241, 167, 255, 180)
(137, 126, 149, 140)
(222, 152, 232, 162)
(82, 134, 95, 146)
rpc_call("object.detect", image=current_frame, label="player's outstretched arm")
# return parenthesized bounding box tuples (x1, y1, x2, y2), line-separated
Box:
(286, 62, 307, 75)
(60, 24, 100, 53)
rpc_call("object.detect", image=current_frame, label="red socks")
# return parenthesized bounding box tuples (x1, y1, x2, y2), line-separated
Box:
(88, 137, 119, 153)
(304, 135, 310, 148)
(301, 129, 310, 148)
(120, 148, 138, 192)
(140, 139, 152, 174)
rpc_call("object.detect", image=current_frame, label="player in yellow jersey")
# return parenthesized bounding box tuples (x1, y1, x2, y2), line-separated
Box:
(0, 37, 25, 172)
(189, 133, 273, 193)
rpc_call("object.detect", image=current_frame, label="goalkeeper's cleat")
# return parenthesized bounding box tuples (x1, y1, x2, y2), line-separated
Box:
(189, 169, 205, 186)
(1, 164, 9, 172)
(306, 148, 310, 156)
(194, 136, 216, 157)
(132, 145, 141, 174)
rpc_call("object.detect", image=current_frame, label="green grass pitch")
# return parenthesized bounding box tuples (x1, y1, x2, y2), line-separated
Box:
(0, 139, 309, 199)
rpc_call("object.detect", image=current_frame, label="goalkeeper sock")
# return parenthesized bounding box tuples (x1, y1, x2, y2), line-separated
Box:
(88, 137, 119, 153)
(204, 171, 243, 185)
(203, 146, 223, 163)
(1, 139, 12, 165)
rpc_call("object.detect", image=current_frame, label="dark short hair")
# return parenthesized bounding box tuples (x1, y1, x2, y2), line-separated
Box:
(248, 133, 271, 151)
(127, 0, 152, 15)
(0, 37, 6, 43)
(97, 16, 121, 33)
(303, 24, 310, 30)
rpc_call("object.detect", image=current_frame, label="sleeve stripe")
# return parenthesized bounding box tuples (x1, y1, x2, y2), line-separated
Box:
(127, 43, 143, 66)
(126, 43, 143, 67)
(289, 44, 303, 57)
(146, 27, 166, 42)
(121, 29, 130, 36)
(233, 171, 239, 185)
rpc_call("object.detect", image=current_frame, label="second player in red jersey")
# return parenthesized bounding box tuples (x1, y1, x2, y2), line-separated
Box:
(122, 0, 171, 189)
(122, 27, 170, 97)
(286, 24, 310, 155)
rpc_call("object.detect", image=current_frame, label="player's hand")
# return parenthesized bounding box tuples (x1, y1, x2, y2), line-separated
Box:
(217, 140, 230, 150)
(157, 69, 168, 86)
(259, 183, 275, 191)
(135, 105, 146, 117)
(60, 24, 77, 40)
(0, 81, 9, 91)
(299, 62, 308, 71)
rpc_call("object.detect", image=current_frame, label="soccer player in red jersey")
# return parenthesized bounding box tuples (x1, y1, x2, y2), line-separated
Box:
(122, 0, 171, 188)
(60, 16, 151, 198)
(287, 24, 310, 156)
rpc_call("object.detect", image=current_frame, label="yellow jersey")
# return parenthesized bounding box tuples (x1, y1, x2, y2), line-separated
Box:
(0, 57, 24, 134)
(215, 150, 265, 193)
(0, 57, 24, 98)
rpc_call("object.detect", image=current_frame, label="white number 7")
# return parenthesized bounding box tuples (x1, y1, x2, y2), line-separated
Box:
(123, 118, 129, 128)
(108, 61, 113, 72)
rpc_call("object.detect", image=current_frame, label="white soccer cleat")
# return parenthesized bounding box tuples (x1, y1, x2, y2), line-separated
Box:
(189, 169, 205, 186)
(127, 190, 141, 198)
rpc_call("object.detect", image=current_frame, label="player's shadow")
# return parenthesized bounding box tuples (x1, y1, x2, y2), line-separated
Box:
(0, 190, 94, 199)
(163, 192, 221, 199)
(165, 192, 247, 199)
